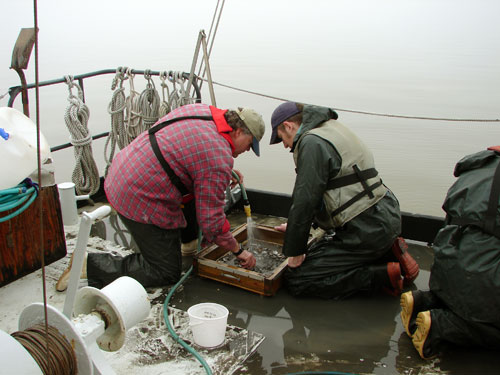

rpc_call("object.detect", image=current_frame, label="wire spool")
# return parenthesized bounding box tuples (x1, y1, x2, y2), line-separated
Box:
(18, 303, 93, 374)
(11, 324, 77, 375)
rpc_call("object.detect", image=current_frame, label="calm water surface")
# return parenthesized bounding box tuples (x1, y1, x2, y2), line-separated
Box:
(1, 0, 499, 217)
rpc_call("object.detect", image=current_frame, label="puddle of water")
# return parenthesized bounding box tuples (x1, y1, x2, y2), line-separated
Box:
(90, 210, 500, 375)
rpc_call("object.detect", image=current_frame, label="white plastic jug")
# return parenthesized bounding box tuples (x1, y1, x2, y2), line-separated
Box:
(187, 302, 229, 348)
(0, 107, 51, 190)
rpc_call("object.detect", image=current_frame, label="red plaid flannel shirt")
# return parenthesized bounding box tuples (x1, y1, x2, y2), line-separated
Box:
(104, 104, 237, 251)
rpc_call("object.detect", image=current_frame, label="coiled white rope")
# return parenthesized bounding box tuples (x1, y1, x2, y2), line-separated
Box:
(104, 67, 128, 176)
(159, 71, 171, 117)
(64, 75, 100, 195)
(138, 69, 160, 129)
(124, 68, 143, 143)
(168, 71, 181, 111)
(168, 71, 195, 110)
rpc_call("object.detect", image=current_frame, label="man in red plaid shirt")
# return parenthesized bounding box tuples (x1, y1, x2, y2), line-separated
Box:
(56, 103, 265, 291)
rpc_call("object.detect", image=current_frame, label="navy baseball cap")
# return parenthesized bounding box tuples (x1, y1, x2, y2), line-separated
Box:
(270, 102, 301, 145)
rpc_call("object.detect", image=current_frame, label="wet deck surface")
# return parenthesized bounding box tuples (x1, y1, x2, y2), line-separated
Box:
(92, 209, 500, 375)
(3, 207, 498, 374)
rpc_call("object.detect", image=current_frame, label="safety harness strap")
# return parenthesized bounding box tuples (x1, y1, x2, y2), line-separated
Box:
(484, 154, 500, 234)
(148, 115, 213, 197)
(448, 217, 500, 240)
(326, 167, 379, 190)
(329, 180, 384, 219)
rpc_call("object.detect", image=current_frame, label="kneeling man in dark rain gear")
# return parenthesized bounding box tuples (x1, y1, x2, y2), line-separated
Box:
(400, 147, 500, 359)
(269, 102, 419, 299)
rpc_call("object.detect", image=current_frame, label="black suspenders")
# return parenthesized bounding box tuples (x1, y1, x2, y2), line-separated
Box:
(148, 115, 213, 196)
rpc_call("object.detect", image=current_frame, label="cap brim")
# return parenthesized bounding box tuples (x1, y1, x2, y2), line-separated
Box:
(269, 127, 282, 145)
(251, 137, 260, 156)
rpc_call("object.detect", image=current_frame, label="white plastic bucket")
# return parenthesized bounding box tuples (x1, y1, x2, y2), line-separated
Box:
(0, 107, 50, 190)
(187, 302, 229, 348)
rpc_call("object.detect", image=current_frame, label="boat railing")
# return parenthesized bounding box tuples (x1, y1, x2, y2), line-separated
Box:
(7, 69, 202, 152)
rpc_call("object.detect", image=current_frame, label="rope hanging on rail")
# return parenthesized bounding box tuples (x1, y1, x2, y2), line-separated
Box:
(12, 323, 77, 375)
(169, 71, 195, 110)
(168, 72, 181, 111)
(64, 75, 100, 195)
(159, 71, 171, 117)
(138, 69, 160, 129)
(104, 68, 183, 171)
(124, 68, 143, 143)
(104, 67, 128, 176)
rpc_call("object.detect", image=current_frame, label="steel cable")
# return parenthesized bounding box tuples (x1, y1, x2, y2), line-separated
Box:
(12, 324, 77, 375)
(199, 77, 500, 123)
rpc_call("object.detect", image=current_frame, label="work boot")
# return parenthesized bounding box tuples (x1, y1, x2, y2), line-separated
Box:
(56, 253, 87, 292)
(412, 310, 438, 359)
(386, 262, 404, 296)
(181, 239, 198, 256)
(392, 237, 419, 285)
(372, 262, 403, 297)
(400, 290, 425, 337)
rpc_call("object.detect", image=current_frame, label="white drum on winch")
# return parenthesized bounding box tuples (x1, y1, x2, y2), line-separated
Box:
(0, 107, 51, 190)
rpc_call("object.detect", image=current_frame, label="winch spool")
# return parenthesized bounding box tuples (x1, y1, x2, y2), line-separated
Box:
(74, 276, 151, 352)
(14, 303, 93, 374)
(0, 204, 151, 374)
(0, 276, 150, 375)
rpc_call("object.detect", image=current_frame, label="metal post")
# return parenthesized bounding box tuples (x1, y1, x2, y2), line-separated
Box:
(200, 31, 217, 106)
(185, 31, 204, 100)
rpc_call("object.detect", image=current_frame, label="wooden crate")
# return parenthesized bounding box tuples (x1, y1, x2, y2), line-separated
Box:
(194, 224, 289, 296)
(0, 185, 66, 286)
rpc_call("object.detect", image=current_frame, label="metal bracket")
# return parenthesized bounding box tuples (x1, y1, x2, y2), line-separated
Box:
(186, 30, 217, 106)
(10, 28, 36, 116)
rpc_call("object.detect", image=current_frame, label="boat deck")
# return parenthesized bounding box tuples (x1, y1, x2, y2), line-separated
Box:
(1, 207, 499, 374)
(177, 211, 500, 375)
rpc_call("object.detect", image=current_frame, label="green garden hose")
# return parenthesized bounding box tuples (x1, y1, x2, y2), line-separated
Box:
(0, 180, 38, 223)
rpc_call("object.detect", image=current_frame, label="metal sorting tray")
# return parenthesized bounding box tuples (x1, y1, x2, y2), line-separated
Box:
(194, 224, 288, 296)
